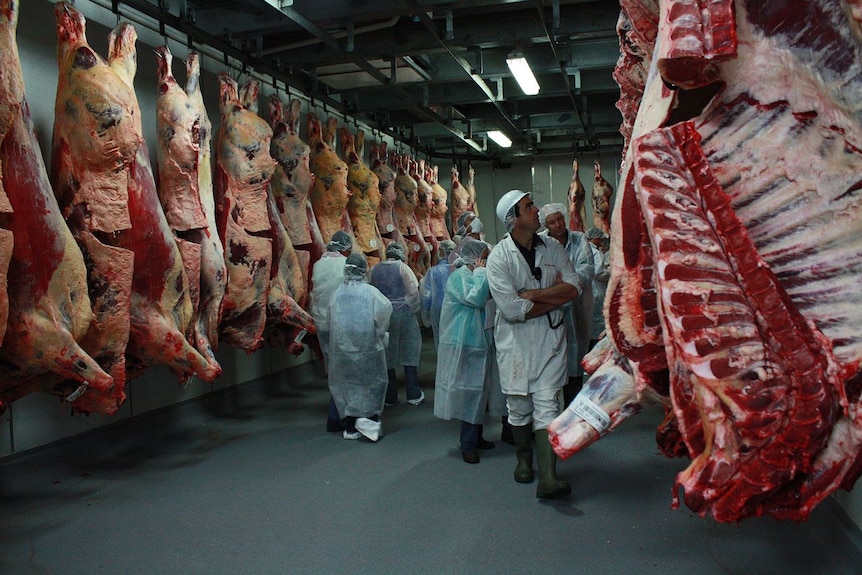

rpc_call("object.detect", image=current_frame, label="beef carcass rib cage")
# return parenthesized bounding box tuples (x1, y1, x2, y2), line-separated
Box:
(550, 0, 862, 523)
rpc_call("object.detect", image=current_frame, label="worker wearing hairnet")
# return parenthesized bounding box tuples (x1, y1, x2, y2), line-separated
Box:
(310, 230, 354, 432)
(453, 210, 476, 243)
(371, 242, 425, 406)
(449, 215, 484, 264)
(323, 253, 392, 441)
(434, 238, 500, 464)
(486, 190, 580, 499)
(420, 239, 457, 349)
(585, 227, 610, 347)
(538, 203, 594, 404)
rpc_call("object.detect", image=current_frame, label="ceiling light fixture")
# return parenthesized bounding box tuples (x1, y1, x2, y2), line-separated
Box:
(487, 130, 513, 148)
(506, 54, 540, 96)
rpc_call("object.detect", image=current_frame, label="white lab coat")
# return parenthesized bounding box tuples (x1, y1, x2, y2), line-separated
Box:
(434, 266, 492, 423)
(486, 234, 580, 396)
(323, 280, 392, 418)
(591, 244, 611, 340)
(540, 229, 594, 377)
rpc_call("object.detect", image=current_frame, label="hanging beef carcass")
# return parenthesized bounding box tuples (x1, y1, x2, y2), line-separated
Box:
(184, 52, 228, 366)
(214, 74, 277, 352)
(550, 0, 862, 523)
(568, 159, 587, 232)
(342, 127, 383, 265)
(371, 141, 404, 252)
(0, 0, 18, 348)
(411, 159, 438, 266)
(591, 160, 613, 235)
(392, 153, 429, 277)
(268, 96, 325, 288)
(0, 0, 115, 413)
(426, 164, 451, 243)
(51, 2, 136, 404)
(104, 23, 219, 382)
(449, 165, 470, 235)
(155, 46, 226, 370)
(464, 164, 478, 217)
(233, 82, 316, 353)
(308, 114, 351, 244)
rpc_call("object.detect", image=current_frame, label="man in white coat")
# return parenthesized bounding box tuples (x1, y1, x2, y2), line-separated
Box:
(538, 203, 595, 404)
(486, 190, 581, 499)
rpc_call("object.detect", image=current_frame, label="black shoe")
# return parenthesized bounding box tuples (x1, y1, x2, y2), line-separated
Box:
(462, 450, 480, 464)
(478, 438, 495, 450)
(326, 419, 345, 432)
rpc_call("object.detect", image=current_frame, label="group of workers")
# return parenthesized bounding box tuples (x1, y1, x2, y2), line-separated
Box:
(309, 190, 610, 500)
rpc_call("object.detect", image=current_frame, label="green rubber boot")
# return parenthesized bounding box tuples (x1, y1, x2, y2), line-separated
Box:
(535, 428, 571, 499)
(512, 424, 534, 483)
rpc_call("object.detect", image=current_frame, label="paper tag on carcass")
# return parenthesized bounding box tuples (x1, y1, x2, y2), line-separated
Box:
(569, 394, 611, 435)
(294, 329, 308, 344)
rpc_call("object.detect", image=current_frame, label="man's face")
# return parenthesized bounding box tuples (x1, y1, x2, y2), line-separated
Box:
(544, 211, 567, 240)
(515, 196, 540, 232)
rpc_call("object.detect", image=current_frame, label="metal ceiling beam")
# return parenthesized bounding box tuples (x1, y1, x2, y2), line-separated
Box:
(275, 2, 488, 155)
(405, 0, 524, 144)
(534, 0, 597, 150)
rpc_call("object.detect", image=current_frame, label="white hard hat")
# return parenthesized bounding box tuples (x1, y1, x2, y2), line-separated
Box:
(495, 189, 530, 225)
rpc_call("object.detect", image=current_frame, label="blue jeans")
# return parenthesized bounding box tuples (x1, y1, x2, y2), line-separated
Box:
(386, 366, 421, 403)
(460, 421, 480, 452)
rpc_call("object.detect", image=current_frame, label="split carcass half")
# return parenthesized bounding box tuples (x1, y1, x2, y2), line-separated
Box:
(155, 46, 226, 372)
(184, 52, 228, 366)
(0, 0, 115, 413)
(214, 74, 277, 352)
(342, 127, 383, 265)
(427, 164, 451, 242)
(550, 0, 862, 523)
(107, 23, 219, 383)
(308, 114, 351, 244)
(567, 159, 587, 232)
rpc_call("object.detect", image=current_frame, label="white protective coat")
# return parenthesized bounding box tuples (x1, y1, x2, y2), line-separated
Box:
(323, 280, 392, 418)
(540, 228, 594, 377)
(487, 234, 580, 395)
(309, 252, 346, 357)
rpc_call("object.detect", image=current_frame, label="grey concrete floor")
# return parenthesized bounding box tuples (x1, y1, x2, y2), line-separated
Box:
(2, 335, 862, 574)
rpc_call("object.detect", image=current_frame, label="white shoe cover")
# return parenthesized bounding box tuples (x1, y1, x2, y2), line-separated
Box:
(355, 417, 382, 441)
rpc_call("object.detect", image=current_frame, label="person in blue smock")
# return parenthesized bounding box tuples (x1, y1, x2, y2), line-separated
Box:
(420, 239, 457, 350)
(434, 238, 499, 464)
(370, 242, 425, 406)
(323, 253, 392, 441)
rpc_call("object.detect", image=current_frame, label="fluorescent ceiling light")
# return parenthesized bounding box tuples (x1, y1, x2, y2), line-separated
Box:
(506, 55, 540, 96)
(487, 130, 513, 148)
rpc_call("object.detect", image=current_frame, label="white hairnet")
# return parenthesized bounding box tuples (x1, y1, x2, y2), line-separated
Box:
(344, 252, 368, 281)
(585, 227, 607, 240)
(453, 238, 488, 268)
(468, 217, 483, 235)
(326, 230, 353, 253)
(455, 211, 475, 236)
(386, 242, 406, 262)
(538, 203, 566, 228)
(438, 239, 457, 257)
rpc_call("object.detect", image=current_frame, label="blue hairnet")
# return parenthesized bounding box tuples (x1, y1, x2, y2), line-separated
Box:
(585, 227, 607, 240)
(453, 238, 489, 268)
(386, 242, 406, 261)
(438, 239, 456, 257)
(344, 252, 368, 281)
(326, 230, 353, 253)
(538, 203, 566, 228)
